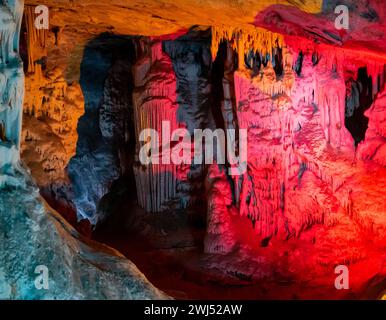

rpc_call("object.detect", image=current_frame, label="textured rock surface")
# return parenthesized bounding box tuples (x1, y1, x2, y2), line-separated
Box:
(164, 30, 215, 214)
(132, 40, 182, 213)
(205, 24, 386, 247)
(204, 163, 237, 254)
(1, 1, 168, 300)
(132, 31, 215, 214)
(21, 70, 84, 224)
(359, 89, 386, 166)
(20, 4, 84, 225)
(0, 0, 24, 179)
(0, 170, 168, 299)
(21, 0, 386, 83)
(8, 0, 386, 299)
(67, 35, 135, 225)
(22, 1, 322, 81)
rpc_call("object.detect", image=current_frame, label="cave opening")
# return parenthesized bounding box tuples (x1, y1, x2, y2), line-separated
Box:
(245, 49, 262, 76)
(210, 40, 227, 131)
(273, 41, 284, 77)
(345, 67, 373, 146)
(91, 30, 248, 299)
(294, 51, 304, 76)
(68, 33, 139, 235)
(19, 17, 28, 72)
(211, 39, 238, 205)
(86, 33, 214, 297)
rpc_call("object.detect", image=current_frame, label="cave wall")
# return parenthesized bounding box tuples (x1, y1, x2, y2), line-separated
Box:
(132, 31, 216, 215)
(0, 2, 169, 299)
(12, 0, 385, 246)
(0, 0, 24, 184)
(20, 5, 84, 224)
(67, 35, 137, 226)
(132, 40, 181, 213)
(18, 9, 386, 250)
(359, 85, 386, 166)
(205, 27, 386, 265)
(0, 0, 382, 298)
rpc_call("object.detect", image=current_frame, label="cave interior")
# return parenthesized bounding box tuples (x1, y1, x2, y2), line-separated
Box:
(0, 0, 386, 300)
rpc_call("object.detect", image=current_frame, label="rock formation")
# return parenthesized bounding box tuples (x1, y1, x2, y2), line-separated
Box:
(0, 0, 24, 183)
(0, 0, 385, 300)
(205, 25, 386, 265)
(0, 1, 168, 300)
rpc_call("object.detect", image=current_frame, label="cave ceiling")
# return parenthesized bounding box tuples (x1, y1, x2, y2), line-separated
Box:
(24, 0, 386, 81)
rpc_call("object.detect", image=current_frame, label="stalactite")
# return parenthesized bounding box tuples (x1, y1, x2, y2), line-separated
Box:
(24, 5, 47, 75)
(0, 0, 24, 65)
(212, 26, 294, 98)
(215, 36, 386, 240)
(132, 40, 182, 212)
(211, 25, 284, 71)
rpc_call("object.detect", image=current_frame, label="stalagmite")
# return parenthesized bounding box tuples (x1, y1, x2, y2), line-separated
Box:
(205, 163, 237, 254)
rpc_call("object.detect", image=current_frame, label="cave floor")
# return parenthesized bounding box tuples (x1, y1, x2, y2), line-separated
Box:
(93, 200, 385, 300)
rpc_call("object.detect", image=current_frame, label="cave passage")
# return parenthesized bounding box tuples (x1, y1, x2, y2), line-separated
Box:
(67, 33, 138, 230)
(19, 17, 28, 72)
(345, 67, 373, 146)
(210, 40, 227, 131)
(92, 32, 246, 299)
